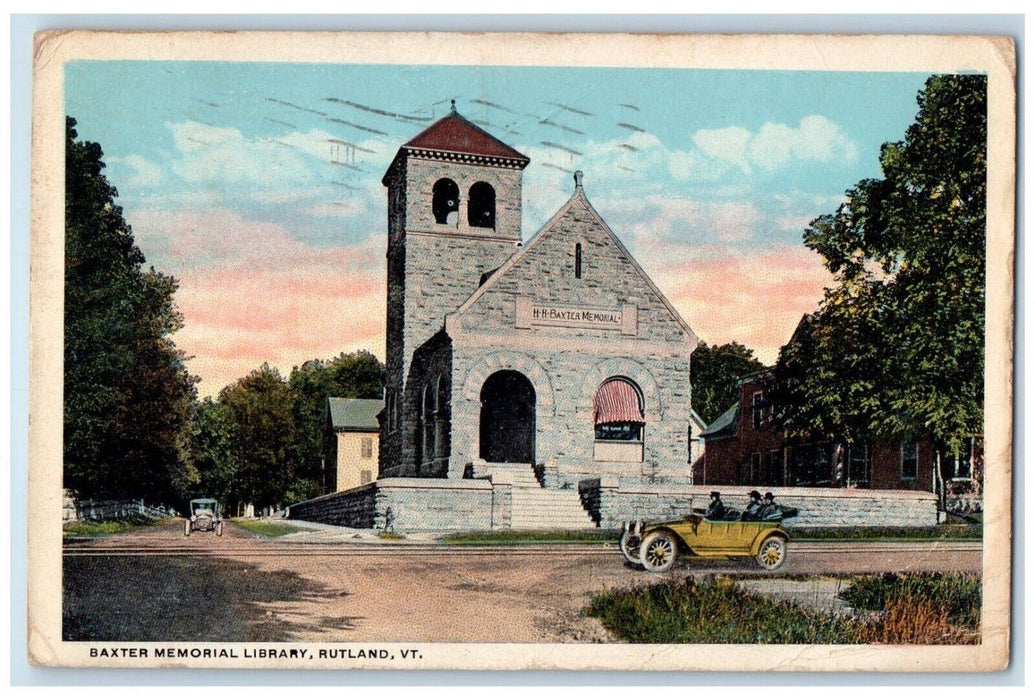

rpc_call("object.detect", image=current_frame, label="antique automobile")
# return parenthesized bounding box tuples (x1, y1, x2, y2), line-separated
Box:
(620, 512, 790, 573)
(184, 498, 223, 537)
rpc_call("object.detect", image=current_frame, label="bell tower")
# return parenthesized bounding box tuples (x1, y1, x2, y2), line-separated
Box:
(380, 102, 530, 475)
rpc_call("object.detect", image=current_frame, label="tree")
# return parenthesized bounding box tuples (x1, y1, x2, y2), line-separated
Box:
(772, 75, 986, 454)
(289, 351, 384, 498)
(64, 116, 198, 503)
(190, 398, 239, 511)
(218, 364, 300, 511)
(690, 341, 766, 425)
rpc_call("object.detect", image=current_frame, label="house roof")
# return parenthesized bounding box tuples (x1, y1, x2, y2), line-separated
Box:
(327, 398, 383, 432)
(701, 403, 739, 439)
(689, 408, 708, 431)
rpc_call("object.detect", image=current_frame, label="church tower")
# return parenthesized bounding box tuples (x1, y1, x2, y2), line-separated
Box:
(380, 102, 530, 476)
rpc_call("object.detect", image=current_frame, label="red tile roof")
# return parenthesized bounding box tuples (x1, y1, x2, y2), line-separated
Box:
(405, 107, 528, 163)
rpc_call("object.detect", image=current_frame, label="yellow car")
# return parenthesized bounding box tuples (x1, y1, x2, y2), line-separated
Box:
(620, 514, 790, 573)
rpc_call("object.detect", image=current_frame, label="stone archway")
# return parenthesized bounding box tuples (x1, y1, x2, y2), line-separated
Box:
(479, 370, 536, 464)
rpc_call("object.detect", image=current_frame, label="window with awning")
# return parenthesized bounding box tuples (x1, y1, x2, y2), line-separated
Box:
(594, 378, 644, 442)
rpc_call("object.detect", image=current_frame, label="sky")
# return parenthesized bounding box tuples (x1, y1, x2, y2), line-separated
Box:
(65, 61, 933, 398)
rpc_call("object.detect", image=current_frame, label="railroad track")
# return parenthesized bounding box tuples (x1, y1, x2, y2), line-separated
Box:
(62, 540, 982, 558)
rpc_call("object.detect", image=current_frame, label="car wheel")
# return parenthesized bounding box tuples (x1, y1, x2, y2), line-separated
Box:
(639, 531, 679, 573)
(184, 519, 191, 537)
(619, 529, 642, 566)
(216, 521, 224, 537)
(756, 536, 787, 571)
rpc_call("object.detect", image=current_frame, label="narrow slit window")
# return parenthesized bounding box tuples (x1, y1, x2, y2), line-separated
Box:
(575, 243, 582, 278)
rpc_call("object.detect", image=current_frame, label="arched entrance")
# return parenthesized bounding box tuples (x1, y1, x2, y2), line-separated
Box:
(479, 370, 536, 464)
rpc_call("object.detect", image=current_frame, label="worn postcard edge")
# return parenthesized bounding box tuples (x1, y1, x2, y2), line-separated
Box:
(27, 30, 1017, 672)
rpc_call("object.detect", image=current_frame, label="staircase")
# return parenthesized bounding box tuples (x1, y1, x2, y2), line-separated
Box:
(475, 462, 597, 530)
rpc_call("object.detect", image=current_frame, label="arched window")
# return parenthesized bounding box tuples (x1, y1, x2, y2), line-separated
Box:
(593, 377, 644, 442)
(468, 182, 496, 229)
(432, 178, 459, 225)
(575, 242, 583, 278)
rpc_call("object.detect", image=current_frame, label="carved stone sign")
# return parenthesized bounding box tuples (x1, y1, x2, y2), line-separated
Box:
(515, 296, 638, 335)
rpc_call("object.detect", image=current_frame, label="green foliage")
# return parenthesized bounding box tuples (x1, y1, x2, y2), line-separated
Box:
(690, 342, 766, 425)
(439, 529, 620, 545)
(231, 520, 302, 538)
(63, 516, 164, 539)
(216, 364, 300, 512)
(788, 523, 981, 541)
(289, 352, 384, 496)
(587, 573, 981, 644)
(839, 572, 981, 628)
(587, 578, 860, 644)
(773, 75, 986, 452)
(64, 116, 198, 503)
(190, 352, 383, 512)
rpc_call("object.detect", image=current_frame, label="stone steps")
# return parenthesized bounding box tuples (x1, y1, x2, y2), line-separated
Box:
(510, 486, 596, 529)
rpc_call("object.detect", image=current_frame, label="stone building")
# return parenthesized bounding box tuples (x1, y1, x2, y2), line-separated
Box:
(378, 104, 699, 491)
(323, 398, 382, 493)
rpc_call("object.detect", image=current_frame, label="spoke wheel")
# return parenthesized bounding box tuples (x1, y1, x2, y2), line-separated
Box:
(619, 530, 642, 566)
(639, 531, 679, 573)
(756, 536, 787, 571)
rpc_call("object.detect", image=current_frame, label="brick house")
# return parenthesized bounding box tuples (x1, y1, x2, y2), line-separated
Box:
(697, 374, 982, 504)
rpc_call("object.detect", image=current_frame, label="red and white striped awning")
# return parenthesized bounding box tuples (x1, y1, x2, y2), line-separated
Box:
(594, 379, 644, 425)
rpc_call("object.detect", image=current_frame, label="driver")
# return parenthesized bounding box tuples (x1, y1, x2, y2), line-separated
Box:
(743, 490, 764, 520)
(705, 491, 725, 520)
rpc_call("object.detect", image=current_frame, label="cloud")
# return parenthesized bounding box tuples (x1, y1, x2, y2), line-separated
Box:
(648, 244, 833, 365)
(692, 126, 753, 174)
(693, 116, 858, 175)
(125, 207, 385, 396)
(107, 154, 163, 189)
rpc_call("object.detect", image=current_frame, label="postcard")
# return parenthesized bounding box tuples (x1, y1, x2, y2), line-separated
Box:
(29, 30, 1015, 671)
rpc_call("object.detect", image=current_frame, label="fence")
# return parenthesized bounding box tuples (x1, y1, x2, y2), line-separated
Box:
(65, 497, 178, 522)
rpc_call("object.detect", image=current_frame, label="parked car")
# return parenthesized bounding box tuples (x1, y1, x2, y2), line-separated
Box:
(184, 498, 223, 537)
(620, 514, 790, 573)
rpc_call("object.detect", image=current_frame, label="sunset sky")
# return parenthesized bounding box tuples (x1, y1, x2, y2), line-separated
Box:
(65, 61, 932, 397)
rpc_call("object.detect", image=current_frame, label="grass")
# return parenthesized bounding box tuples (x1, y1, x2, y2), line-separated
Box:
(586, 572, 981, 645)
(439, 529, 620, 545)
(63, 516, 167, 539)
(788, 523, 982, 541)
(587, 577, 860, 644)
(838, 571, 981, 629)
(231, 519, 301, 538)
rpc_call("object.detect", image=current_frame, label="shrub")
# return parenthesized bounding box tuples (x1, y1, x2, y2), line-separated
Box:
(838, 572, 981, 628)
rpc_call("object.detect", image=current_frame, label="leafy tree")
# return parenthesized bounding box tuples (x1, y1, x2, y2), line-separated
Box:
(64, 116, 198, 503)
(289, 351, 384, 498)
(690, 341, 766, 425)
(218, 364, 300, 511)
(190, 398, 239, 511)
(773, 75, 986, 455)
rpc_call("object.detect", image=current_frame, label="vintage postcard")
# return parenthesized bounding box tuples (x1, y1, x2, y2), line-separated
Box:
(29, 31, 1015, 671)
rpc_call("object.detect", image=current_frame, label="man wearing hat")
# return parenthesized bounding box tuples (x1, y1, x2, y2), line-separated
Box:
(759, 491, 779, 520)
(743, 490, 764, 521)
(705, 491, 725, 520)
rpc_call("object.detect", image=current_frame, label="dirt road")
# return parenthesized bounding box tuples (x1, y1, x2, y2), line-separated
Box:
(63, 521, 981, 643)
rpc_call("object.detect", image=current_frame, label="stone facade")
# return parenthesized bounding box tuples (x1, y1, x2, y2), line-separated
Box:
(288, 478, 501, 531)
(576, 480, 938, 529)
(378, 108, 699, 492)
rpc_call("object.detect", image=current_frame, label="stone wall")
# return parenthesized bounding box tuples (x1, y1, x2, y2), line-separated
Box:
(578, 480, 939, 529)
(288, 478, 512, 532)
